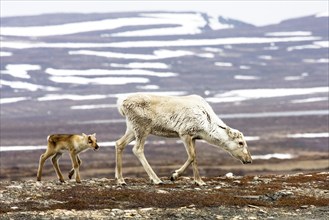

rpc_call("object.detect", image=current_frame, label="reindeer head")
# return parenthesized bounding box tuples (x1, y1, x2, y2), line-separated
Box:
(221, 126, 252, 164)
(82, 133, 99, 151)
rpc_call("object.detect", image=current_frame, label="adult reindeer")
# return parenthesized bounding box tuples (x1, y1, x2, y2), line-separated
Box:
(115, 94, 252, 186)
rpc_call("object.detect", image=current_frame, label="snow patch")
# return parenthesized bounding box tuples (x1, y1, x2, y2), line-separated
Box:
(70, 104, 117, 110)
(244, 136, 260, 141)
(287, 41, 328, 51)
(234, 75, 259, 80)
(69, 49, 194, 60)
(287, 133, 329, 138)
(215, 62, 232, 67)
(239, 65, 251, 70)
(265, 31, 312, 37)
(202, 47, 223, 53)
(196, 53, 215, 58)
(45, 68, 177, 77)
(49, 76, 149, 85)
(38, 94, 109, 101)
(208, 14, 234, 30)
(0, 97, 29, 104)
(291, 97, 328, 103)
(2, 64, 41, 79)
(111, 13, 207, 37)
(1, 36, 321, 49)
(206, 87, 329, 103)
(1, 79, 59, 92)
(137, 85, 160, 90)
(252, 153, 294, 160)
(303, 58, 329, 63)
(284, 72, 308, 81)
(0, 13, 206, 37)
(110, 62, 169, 69)
(0, 51, 12, 57)
(315, 11, 329, 17)
(258, 55, 272, 60)
(103, 36, 321, 48)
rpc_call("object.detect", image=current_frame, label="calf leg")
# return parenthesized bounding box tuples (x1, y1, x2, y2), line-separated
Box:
(51, 152, 64, 182)
(115, 129, 135, 185)
(68, 155, 81, 179)
(69, 152, 81, 183)
(37, 149, 55, 181)
(132, 133, 163, 185)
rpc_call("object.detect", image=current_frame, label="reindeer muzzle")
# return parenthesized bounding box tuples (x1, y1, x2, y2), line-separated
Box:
(242, 160, 252, 164)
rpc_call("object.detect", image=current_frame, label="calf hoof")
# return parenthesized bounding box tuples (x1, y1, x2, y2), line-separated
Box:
(76, 180, 81, 184)
(59, 179, 65, 183)
(68, 171, 74, 179)
(37, 177, 41, 181)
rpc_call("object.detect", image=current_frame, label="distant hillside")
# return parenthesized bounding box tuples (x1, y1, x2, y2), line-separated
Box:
(0, 12, 328, 170)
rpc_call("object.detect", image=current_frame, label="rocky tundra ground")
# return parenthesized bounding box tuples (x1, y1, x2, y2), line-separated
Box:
(1, 172, 328, 219)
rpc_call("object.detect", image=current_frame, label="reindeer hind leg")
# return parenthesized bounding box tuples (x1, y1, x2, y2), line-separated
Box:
(52, 152, 64, 182)
(68, 155, 81, 179)
(37, 149, 55, 181)
(115, 129, 135, 185)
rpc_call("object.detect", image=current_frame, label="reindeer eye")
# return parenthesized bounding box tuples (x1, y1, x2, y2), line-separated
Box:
(88, 140, 92, 144)
(239, 142, 244, 146)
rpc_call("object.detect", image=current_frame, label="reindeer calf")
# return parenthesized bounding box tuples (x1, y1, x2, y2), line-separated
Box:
(37, 133, 99, 183)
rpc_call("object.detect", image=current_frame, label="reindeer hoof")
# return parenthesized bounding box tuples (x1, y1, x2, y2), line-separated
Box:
(170, 172, 179, 181)
(116, 178, 127, 186)
(194, 180, 206, 186)
(68, 172, 74, 179)
(151, 179, 163, 185)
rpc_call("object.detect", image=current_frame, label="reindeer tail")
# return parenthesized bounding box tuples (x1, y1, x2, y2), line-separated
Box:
(116, 96, 126, 117)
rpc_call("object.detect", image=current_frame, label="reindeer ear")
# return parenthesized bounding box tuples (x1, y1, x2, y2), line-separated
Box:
(82, 133, 87, 137)
(92, 133, 96, 137)
(226, 127, 236, 138)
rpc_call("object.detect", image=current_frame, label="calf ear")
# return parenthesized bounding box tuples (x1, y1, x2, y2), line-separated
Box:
(92, 133, 96, 137)
(82, 133, 87, 137)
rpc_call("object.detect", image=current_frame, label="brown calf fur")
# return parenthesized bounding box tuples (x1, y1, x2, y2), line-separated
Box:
(37, 133, 99, 183)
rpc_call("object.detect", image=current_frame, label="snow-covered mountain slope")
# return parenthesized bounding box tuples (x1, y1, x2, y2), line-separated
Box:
(0, 12, 328, 152)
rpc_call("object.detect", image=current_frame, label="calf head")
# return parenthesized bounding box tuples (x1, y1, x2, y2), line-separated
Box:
(82, 133, 99, 151)
(223, 127, 252, 164)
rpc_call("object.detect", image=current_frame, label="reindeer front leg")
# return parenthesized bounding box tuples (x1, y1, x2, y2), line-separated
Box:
(69, 152, 81, 183)
(171, 135, 205, 186)
(132, 133, 163, 185)
(37, 149, 55, 181)
(115, 129, 135, 185)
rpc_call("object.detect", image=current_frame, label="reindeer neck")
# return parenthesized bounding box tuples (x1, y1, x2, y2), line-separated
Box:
(201, 123, 230, 149)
